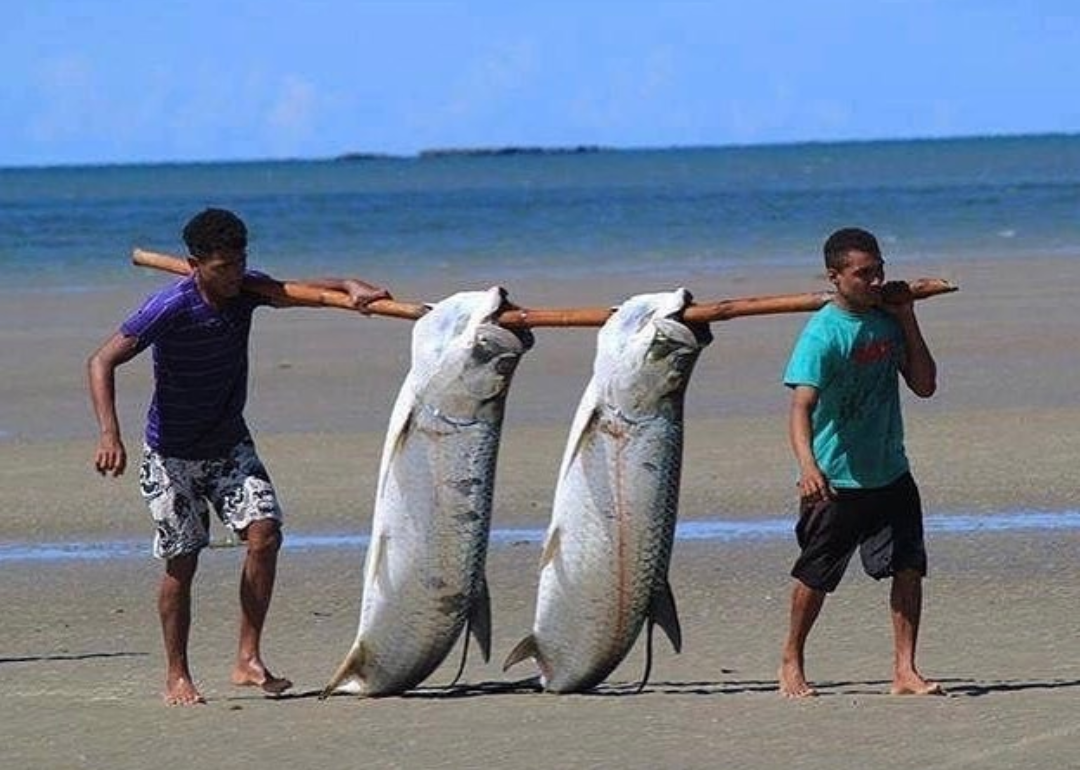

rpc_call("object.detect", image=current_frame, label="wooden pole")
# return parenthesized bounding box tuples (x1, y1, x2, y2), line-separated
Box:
(132, 248, 957, 328)
(131, 248, 427, 319)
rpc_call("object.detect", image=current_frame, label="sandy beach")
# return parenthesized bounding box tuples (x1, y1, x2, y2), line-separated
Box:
(3, 256, 1079, 769)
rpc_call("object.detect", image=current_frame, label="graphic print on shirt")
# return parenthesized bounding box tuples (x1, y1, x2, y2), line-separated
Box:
(835, 335, 897, 423)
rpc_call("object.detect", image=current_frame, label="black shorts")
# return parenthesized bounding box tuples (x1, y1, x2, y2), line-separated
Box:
(791, 472, 927, 593)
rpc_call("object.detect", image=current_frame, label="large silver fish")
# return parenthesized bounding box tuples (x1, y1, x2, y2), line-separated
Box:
(504, 289, 711, 693)
(323, 287, 533, 697)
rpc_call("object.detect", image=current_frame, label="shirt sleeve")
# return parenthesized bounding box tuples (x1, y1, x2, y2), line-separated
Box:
(119, 285, 184, 353)
(241, 269, 277, 309)
(783, 328, 832, 390)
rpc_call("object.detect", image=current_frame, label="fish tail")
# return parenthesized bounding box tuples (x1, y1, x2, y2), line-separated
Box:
(636, 582, 682, 694)
(651, 579, 683, 653)
(319, 641, 368, 699)
(470, 577, 493, 663)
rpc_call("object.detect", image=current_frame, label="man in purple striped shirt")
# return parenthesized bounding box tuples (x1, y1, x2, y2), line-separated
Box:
(88, 208, 390, 706)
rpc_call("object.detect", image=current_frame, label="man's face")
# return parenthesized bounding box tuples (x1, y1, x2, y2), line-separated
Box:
(193, 248, 246, 303)
(828, 249, 884, 311)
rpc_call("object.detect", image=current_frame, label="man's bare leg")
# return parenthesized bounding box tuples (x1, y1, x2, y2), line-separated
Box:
(779, 580, 826, 697)
(230, 520, 292, 695)
(160, 553, 205, 705)
(889, 568, 943, 695)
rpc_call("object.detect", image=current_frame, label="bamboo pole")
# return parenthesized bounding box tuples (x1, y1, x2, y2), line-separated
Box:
(132, 248, 957, 328)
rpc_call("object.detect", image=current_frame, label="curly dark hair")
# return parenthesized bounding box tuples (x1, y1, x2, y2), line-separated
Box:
(182, 208, 248, 259)
(823, 227, 881, 271)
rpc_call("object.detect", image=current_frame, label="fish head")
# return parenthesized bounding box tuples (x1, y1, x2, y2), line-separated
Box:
(457, 321, 533, 399)
(597, 288, 712, 418)
(411, 287, 534, 420)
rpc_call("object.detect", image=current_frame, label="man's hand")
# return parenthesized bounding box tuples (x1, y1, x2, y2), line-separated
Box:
(880, 281, 915, 317)
(94, 432, 127, 477)
(342, 280, 393, 315)
(797, 464, 834, 502)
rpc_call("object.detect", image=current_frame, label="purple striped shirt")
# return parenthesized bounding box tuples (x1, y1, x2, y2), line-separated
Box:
(121, 274, 272, 459)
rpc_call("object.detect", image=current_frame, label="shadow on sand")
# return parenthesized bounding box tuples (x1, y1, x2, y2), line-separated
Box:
(253, 674, 1080, 703)
(0, 651, 148, 665)
(802, 676, 1080, 698)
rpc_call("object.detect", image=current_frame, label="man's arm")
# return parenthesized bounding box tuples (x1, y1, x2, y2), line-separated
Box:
(87, 332, 142, 477)
(882, 282, 937, 397)
(789, 384, 833, 500)
(250, 274, 392, 314)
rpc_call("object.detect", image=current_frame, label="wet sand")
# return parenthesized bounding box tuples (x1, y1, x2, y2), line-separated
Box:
(2, 257, 1079, 769)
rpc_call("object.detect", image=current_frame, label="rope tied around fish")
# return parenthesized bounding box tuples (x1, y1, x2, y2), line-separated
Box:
(132, 248, 958, 327)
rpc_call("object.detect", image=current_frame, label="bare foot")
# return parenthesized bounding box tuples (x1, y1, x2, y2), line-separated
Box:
(778, 662, 818, 698)
(891, 672, 944, 696)
(231, 660, 293, 696)
(164, 676, 206, 706)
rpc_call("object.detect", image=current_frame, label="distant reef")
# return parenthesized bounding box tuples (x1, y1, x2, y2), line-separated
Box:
(333, 151, 401, 162)
(333, 145, 607, 162)
(418, 145, 606, 158)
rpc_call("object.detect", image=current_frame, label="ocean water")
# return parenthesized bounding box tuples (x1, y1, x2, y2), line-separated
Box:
(2, 133, 1079, 293)
(4, 511, 1079, 563)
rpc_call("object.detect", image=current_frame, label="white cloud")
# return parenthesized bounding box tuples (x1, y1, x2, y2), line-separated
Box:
(438, 40, 537, 122)
(267, 74, 318, 138)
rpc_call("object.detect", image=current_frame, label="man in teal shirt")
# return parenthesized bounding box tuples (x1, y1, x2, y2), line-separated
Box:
(778, 227, 942, 698)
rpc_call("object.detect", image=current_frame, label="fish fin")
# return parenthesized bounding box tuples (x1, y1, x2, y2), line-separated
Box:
(448, 580, 493, 689)
(319, 640, 369, 699)
(502, 634, 540, 673)
(470, 577, 493, 663)
(563, 406, 600, 476)
(539, 526, 562, 569)
(378, 405, 414, 495)
(366, 532, 391, 595)
(650, 579, 683, 653)
(635, 581, 681, 694)
(360, 531, 391, 598)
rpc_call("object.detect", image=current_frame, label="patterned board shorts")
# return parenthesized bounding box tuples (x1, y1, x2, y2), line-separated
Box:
(139, 439, 283, 559)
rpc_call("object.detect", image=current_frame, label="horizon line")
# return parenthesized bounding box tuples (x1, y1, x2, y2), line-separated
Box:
(2, 130, 1078, 173)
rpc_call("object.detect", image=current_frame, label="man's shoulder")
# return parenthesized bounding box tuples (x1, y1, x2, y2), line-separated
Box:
(145, 277, 197, 308)
(786, 311, 838, 382)
(235, 270, 277, 310)
(798, 304, 846, 341)
(122, 278, 196, 333)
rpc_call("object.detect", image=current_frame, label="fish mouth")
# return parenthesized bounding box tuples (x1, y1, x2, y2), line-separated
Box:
(499, 323, 535, 353)
(653, 318, 698, 348)
(470, 323, 532, 381)
(454, 323, 530, 402)
(493, 353, 520, 375)
(651, 318, 712, 358)
(475, 322, 531, 353)
(512, 326, 535, 351)
(476, 296, 536, 351)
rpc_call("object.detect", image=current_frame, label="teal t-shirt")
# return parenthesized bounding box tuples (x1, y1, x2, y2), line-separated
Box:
(783, 302, 908, 489)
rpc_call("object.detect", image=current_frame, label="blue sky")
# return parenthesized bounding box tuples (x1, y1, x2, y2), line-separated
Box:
(3, 0, 1078, 166)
